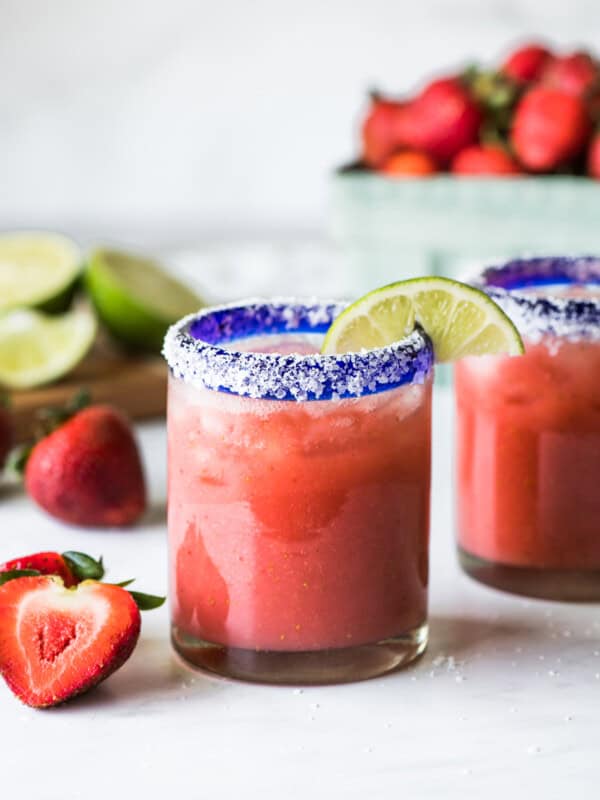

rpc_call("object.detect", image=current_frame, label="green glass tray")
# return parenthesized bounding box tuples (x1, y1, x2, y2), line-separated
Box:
(331, 172, 600, 294)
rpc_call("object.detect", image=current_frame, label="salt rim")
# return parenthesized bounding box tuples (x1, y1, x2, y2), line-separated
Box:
(473, 256, 600, 342)
(162, 298, 433, 401)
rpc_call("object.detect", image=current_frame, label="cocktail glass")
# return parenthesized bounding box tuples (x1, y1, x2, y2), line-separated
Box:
(455, 257, 600, 600)
(163, 299, 433, 683)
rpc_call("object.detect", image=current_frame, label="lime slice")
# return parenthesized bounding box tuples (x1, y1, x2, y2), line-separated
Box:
(0, 232, 82, 314)
(85, 248, 202, 352)
(322, 277, 524, 361)
(0, 307, 96, 390)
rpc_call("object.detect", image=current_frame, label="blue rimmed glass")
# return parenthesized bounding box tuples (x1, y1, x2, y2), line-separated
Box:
(164, 299, 434, 684)
(456, 257, 600, 601)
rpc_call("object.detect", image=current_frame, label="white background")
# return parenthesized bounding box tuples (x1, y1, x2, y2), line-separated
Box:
(2, 0, 600, 242)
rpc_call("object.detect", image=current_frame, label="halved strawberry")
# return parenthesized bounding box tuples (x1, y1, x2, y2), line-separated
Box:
(0, 576, 141, 707)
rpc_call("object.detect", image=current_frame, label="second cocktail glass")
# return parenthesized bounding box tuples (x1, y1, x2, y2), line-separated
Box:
(164, 299, 434, 683)
(455, 257, 600, 600)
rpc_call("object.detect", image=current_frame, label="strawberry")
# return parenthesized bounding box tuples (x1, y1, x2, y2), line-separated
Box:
(25, 404, 146, 527)
(0, 550, 104, 588)
(542, 52, 599, 98)
(501, 43, 552, 83)
(395, 77, 482, 165)
(511, 87, 591, 172)
(451, 144, 523, 175)
(587, 131, 600, 178)
(361, 94, 406, 167)
(379, 150, 438, 176)
(0, 576, 141, 707)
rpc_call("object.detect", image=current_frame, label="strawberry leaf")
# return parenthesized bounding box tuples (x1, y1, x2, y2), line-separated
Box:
(113, 579, 136, 588)
(36, 389, 91, 437)
(5, 444, 33, 479)
(62, 551, 105, 581)
(0, 569, 41, 585)
(128, 590, 166, 610)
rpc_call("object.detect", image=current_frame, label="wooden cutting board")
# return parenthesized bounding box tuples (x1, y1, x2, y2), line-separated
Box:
(10, 336, 167, 442)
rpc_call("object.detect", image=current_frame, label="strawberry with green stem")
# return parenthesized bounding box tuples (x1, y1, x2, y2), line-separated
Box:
(14, 390, 146, 527)
(0, 564, 165, 707)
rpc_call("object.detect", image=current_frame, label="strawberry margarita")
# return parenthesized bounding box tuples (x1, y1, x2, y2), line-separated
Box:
(164, 300, 433, 683)
(456, 257, 600, 600)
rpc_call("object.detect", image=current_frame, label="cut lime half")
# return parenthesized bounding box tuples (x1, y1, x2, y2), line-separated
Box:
(0, 307, 97, 390)
(322, 277, 524, 361)
(0, 232, 82, 314)
(85, 248, 203, 352)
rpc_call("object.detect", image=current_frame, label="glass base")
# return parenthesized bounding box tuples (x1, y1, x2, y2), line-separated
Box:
(459, 546, 600, 602)
(171, 622, 428, 685)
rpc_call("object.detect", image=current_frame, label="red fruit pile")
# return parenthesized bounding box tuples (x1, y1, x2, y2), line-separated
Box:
(357, 42, 600, 179)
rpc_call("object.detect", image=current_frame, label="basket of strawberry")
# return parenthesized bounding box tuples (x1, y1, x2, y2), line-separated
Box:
(332, 42, 600, 291)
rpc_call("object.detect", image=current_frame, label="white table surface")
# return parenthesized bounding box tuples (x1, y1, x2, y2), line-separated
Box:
(2, 386, 599, 799)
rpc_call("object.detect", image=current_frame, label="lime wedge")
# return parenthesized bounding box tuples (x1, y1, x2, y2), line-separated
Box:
(0, 307, 96, 390)
(85, 248, 202, 352)
(322, 277, 524, 361)
(0, 232, 82, 313)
